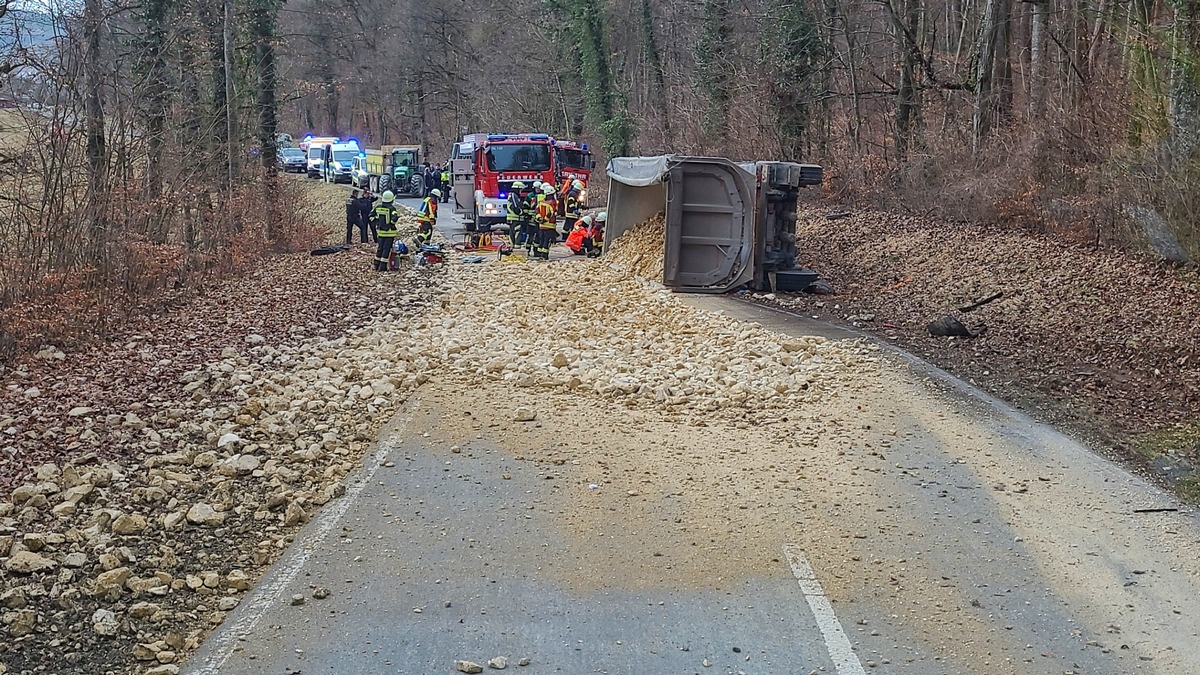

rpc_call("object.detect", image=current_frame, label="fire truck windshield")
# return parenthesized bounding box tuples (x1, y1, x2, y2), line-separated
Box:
(555, 147, 591, 169)
(485, 144, 551, 172)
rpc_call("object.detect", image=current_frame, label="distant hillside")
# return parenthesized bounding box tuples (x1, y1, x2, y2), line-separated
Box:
(1, 8, 57, 51)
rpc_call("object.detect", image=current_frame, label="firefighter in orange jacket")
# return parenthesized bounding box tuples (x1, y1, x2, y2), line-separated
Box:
(415, 189, 440, 246)
(565, 213, 592, 255)
(534, 183, 557, 260)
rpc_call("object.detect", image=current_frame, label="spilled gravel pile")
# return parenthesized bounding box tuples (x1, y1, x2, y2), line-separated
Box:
(417, 257, 878, 424)
(0, 196, 432, 674)
(0, 198, 874, 674)
(606, 212, 666, 282)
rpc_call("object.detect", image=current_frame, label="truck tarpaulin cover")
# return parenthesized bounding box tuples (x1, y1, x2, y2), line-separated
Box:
(605, 155, 756, 293)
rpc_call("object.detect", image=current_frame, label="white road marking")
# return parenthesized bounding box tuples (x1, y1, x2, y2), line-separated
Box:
(187, 408, 413, 675)
(783, 544, 869, 675)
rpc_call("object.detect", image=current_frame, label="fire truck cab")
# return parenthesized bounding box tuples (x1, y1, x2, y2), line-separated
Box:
(451, 133, 593, 232)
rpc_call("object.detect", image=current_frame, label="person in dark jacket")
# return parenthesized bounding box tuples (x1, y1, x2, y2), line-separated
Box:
(355, 189, 376, 243)
(424, 167, 439, 197)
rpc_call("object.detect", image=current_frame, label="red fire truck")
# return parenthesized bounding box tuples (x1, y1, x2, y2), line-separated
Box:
(450, 133, 595, 231)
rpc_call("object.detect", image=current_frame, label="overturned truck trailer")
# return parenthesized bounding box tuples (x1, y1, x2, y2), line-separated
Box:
(605, 155, 822, 293)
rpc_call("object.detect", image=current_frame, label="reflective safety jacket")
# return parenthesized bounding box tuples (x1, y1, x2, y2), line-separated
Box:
(417, 196, 438, 224)
(440, 170, 450, 184)
(565, 223, 586, 252)
(507, 191, 525, 222)
(564, 189, 581, 219)
(373, 204, 399, 238)
(536, 199, 557, 230)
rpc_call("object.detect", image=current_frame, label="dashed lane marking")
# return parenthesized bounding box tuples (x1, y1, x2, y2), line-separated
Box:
(783, 544, 869, 675)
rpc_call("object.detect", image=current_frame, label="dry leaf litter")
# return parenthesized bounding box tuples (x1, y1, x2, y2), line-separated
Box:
(769, 205, 1200, 459)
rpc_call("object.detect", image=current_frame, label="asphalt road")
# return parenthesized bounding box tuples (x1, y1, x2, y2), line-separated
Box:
(183, 191, 1200, 675)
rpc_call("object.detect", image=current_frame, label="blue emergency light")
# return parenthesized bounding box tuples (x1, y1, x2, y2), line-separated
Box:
(582, 144, 588, 151)
(499, 192, 507, 198)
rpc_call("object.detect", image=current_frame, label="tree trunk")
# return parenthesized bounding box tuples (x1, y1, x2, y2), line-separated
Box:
(224, 0, 237, 187)
(1170, 0, 1200, 161)
(1028, 0, 1048, 117)
(84, 0, 107, 236)
(973, 0, 1011, 149)
(253, 0, 280, 243)
(825, 0, 863, 151)
(641, 0, 671, 147)
(209, 0, 229, 186)
(894, 0, 923, 160)
(142, 0, 171, 242)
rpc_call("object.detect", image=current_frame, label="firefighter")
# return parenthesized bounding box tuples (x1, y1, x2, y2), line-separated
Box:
(525, 181, 544, 254)
(506, 181, 526, 247)
(586, 211, 607, 257)
(561, 179, 583, 242)
(440, 165, 451, 203)
(372, 191, 399, 271)
(415, 188, 440, 246)
(534, 183, 557, 260)
(565, 213, 592, 256)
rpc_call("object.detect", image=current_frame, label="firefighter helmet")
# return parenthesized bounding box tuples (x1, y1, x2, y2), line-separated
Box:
(597, 211, 607, 222)
(511, 181, 526, 190)
(532, 181, 543, 190)
(542, 184, 555, 195)
(430, 189, 442, 198)
(580, 214, 594, 225)
(572, 179, 584, 190)
(381, 191, 395, 203)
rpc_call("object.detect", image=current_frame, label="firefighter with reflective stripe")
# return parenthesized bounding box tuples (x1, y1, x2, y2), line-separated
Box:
(415, 189, 440, 246)
(524, 181, 544, 253)
(561, 179, 583, 242)
(534, 183, 557, 260)
(506, 181, 527, 247)
(439, 166, 451, 202)
(587, 211, 607, 258)
(372, 191, 399, 271)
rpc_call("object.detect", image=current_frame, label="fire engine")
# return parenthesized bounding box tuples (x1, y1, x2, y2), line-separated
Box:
(450, 133, 594, 231)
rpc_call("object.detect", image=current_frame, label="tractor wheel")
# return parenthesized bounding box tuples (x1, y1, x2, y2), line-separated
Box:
(408, 174, 422, 197)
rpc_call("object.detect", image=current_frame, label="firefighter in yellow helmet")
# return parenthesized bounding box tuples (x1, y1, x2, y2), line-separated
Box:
(524, 181, 544, 254)
(415, 189, 440, 246)
(533, 183, 558, 260)
(561, 179, 584, 242)
(371, 191, 399, 271)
